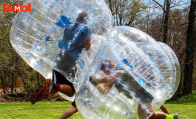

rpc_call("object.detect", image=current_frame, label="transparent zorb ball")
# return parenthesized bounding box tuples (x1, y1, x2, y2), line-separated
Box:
(74, 26, 180, 119)
(10, 0, 112, 81)
(75, 42, 138, 119)
(158, 42, 181, 99)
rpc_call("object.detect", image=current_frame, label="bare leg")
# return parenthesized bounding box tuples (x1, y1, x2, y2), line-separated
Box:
(160, 105, 169, 114)
(97, 84, 107, 94)
(59, 106, 78, 119)
(59, 84, 75, 97)
(149, 112, 167, 119)
(97, 84, 112, 94)
(138, 104, 167, 119)
(138, 104, 149, 119)
(138, 103, 154, 119)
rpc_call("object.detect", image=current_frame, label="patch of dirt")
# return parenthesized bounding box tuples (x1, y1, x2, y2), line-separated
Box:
(0, 93, 30, 102)
(0, 93, 67, 102)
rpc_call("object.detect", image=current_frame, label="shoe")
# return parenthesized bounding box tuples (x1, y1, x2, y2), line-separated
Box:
(89, 76, 97, 86)
(173, 113, 178, 119)
(30, 79, 52, 104)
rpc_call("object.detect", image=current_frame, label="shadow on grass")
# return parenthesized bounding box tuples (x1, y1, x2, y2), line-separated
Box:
(166, 90, 196, 105)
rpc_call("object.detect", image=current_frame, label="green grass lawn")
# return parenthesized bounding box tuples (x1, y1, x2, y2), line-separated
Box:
(0, 101, 83, 119)
(0, 91, 195, 119)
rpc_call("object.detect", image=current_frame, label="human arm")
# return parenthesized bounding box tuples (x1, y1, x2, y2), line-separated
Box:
(93, 75, 116, 84)
(84, 34, 91, 51)
(83, 25, 91, 51)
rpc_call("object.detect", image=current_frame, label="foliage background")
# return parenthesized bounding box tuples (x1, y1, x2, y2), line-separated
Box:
(0, 0, 195, 98)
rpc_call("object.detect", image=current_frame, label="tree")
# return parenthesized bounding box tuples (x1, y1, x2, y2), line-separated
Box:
(183, 0, 196, 95)
(150, 0, 190, 43)
(163, 0, 170, 43)
(105, 0, 147, 27)
(0, 0, 45, 94)
(145, 0, 192, 97)
(0, 2, 18, 94)
(151, 0, 171, 43)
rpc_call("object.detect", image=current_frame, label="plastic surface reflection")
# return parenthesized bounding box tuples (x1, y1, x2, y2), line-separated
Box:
(10, 0, 180, 118)
(10, 0, 112, 80)
(75, 27, 180, 119)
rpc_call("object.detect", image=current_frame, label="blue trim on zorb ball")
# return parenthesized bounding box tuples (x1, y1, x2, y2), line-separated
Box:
(55, 15, 71, 28)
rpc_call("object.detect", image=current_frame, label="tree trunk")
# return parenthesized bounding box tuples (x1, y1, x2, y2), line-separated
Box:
(11, 74, 14, 94)
(183, 0, 196, 96)
(175, 73, 182, 98)
(108, 0, 112, 11)
(37, 72, 40, 86)
(163, 0, 170, 43)
(0, 77, 6, 94)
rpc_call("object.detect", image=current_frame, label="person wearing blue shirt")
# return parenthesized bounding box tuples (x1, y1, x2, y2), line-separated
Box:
(55, 12, 91, 80)
(30, 12, 91, 107)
